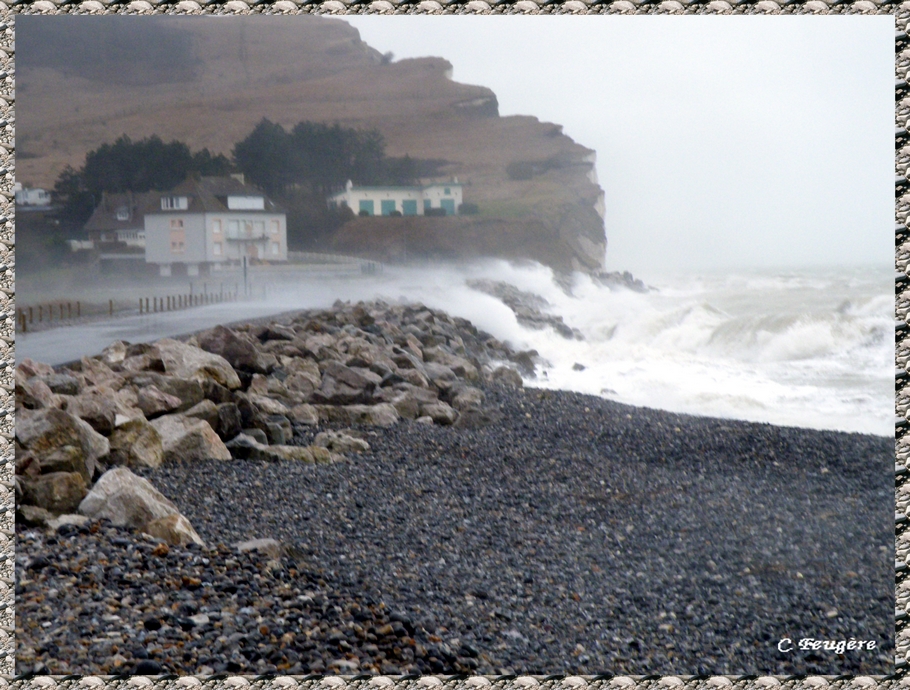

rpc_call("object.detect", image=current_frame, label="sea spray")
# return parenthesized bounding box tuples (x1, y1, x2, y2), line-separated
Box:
(20, 259, 892, 435)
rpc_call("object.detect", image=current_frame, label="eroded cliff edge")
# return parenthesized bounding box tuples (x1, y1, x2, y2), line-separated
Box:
(18, 16, 607, 274)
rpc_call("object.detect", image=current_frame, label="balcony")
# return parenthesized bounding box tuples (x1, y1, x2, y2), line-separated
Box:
(224, 232, 269, 241)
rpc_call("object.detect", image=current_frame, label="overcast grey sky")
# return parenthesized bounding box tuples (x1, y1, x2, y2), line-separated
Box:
(344, 16, 892, 276)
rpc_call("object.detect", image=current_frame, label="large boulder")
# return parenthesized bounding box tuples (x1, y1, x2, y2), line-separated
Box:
(125, 373, 205, 412)
(315, 430, 371, 454)
(108, 418, 164, 469)
(16, 408, 109, 481)
(261, 323, 296, 341)
(76, 356, 126, 389)
(144, 514, 205, 547)
(33, 445, 89, 478)
(420, 401, 459, 425)
(225, 434, 338, 463)
(449, 384, 485, 412)
(284, 371, 320, 400)
(197, 325, 270, 374)
(424, 349, 480, 381)
(98, 340, 129, 368)
(150, 338, 241, 390)
(247, 394, 291, 416)
(490, 366, 523, 388)
(183, 399, 220, 431)
(20, 472, 88, 514)
(421, 362, 458, 392)
(61, 385, 123, 435)
(18, 358, 55, 379)
(287, 403, 319, 426)
(313, 403, 399, 427)
(375, 385, 438, 420)
(40, 373, 82, 396)
(15, 375, 63, 410)
(78, 467, 204, 546)
(136, 385, 184, 419)
(311, 361, 376, 405)
(149, 414, 231, 463)
(216, 403, 243, 440)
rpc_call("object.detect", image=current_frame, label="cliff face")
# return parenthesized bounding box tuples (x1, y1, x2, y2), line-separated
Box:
(17, 16, 606, 274)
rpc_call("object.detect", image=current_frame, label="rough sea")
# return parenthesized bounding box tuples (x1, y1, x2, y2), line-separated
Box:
(378, 261, 894, 437)
(20, 259, 893, 436)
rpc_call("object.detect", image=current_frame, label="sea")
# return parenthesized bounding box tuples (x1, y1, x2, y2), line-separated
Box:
(20, 260, 894, 437)
(342, 260, 894, 437)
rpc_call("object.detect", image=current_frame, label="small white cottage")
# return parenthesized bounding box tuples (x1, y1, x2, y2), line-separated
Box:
(328, 179, 464, 217)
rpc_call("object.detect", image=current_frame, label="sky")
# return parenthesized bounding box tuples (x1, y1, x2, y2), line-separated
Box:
(344, 16, 893, 277)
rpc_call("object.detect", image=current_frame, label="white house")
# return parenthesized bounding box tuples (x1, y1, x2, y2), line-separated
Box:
(143, 175, 287, 277)
(328, 179, 464, 217)
(14, 183, 52, 207)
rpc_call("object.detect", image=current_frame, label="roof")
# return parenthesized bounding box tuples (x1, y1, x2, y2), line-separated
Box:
(148, 176, 286, 214)
(85, 177, 286, 232)
(84, 191, 154, 233)
(329, 181, 463, 198)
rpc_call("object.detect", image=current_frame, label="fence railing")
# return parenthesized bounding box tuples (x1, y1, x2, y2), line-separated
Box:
(16, 285, 264, 334)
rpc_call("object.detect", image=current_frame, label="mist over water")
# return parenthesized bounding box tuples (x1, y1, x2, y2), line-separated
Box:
(22, 260, 892, 436)
(240, 260, 894, 436)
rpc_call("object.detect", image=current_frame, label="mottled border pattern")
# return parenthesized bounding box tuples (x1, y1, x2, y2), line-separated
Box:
(1, 3, 903, 690)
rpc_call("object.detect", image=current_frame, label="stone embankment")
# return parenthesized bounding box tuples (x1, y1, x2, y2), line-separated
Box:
(15, 298, 894, 677)
(15, 300, 531, 542)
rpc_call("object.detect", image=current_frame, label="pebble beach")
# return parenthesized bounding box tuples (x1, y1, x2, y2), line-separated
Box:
(14, 299, 895, 677)
(17, 382, 894, 676)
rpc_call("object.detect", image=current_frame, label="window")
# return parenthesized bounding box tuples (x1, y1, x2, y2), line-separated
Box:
(254, 221, 265, 236)
(271, 242, 280, 255)
(170, 219, 184, 230)
(444, 188, 451, 195)
(213, 242, 223, 256)
(270, 220, 280, 235)
(213, 220, 222, 235)
(161, 196, 188, 211)
(170, 229, 186, 254)
(115, 206, 129, 221)
(228, 220, 240, 237)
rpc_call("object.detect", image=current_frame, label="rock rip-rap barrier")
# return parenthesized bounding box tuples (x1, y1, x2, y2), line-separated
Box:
(15, 299, 528, 543)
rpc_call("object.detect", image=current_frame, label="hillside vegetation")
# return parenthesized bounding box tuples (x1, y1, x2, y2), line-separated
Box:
(17, 16, 607, 273)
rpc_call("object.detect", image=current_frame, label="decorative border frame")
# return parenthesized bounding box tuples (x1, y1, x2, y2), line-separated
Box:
(2, 5, 904, 690)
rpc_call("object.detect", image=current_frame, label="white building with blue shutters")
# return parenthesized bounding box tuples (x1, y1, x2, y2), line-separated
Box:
(328, 179, 464, 217)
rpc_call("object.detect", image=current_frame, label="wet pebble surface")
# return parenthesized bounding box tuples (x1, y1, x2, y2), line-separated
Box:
(17, 384, 895, 676)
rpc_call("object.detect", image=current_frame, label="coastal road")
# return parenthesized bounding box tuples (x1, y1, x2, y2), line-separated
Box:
(16, 300, 304, 366)
(17, 264, 402, 366)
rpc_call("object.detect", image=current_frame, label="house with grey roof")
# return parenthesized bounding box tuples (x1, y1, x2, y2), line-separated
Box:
(139, 175, 287, 277)
(84, 191, 150, 249)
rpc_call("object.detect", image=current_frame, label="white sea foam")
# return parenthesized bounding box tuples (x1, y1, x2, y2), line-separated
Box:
(302, 260, 892, 436)
(447, 263, 893, 436)
(21, 258, 892, 436)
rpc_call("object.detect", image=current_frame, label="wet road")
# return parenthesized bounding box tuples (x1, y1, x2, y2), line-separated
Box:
(16, 300, 306, 366)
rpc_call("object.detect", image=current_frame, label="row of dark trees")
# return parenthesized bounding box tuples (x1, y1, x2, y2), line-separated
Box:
(52, 119, 445, 248)
(54, 136, 232, 223)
